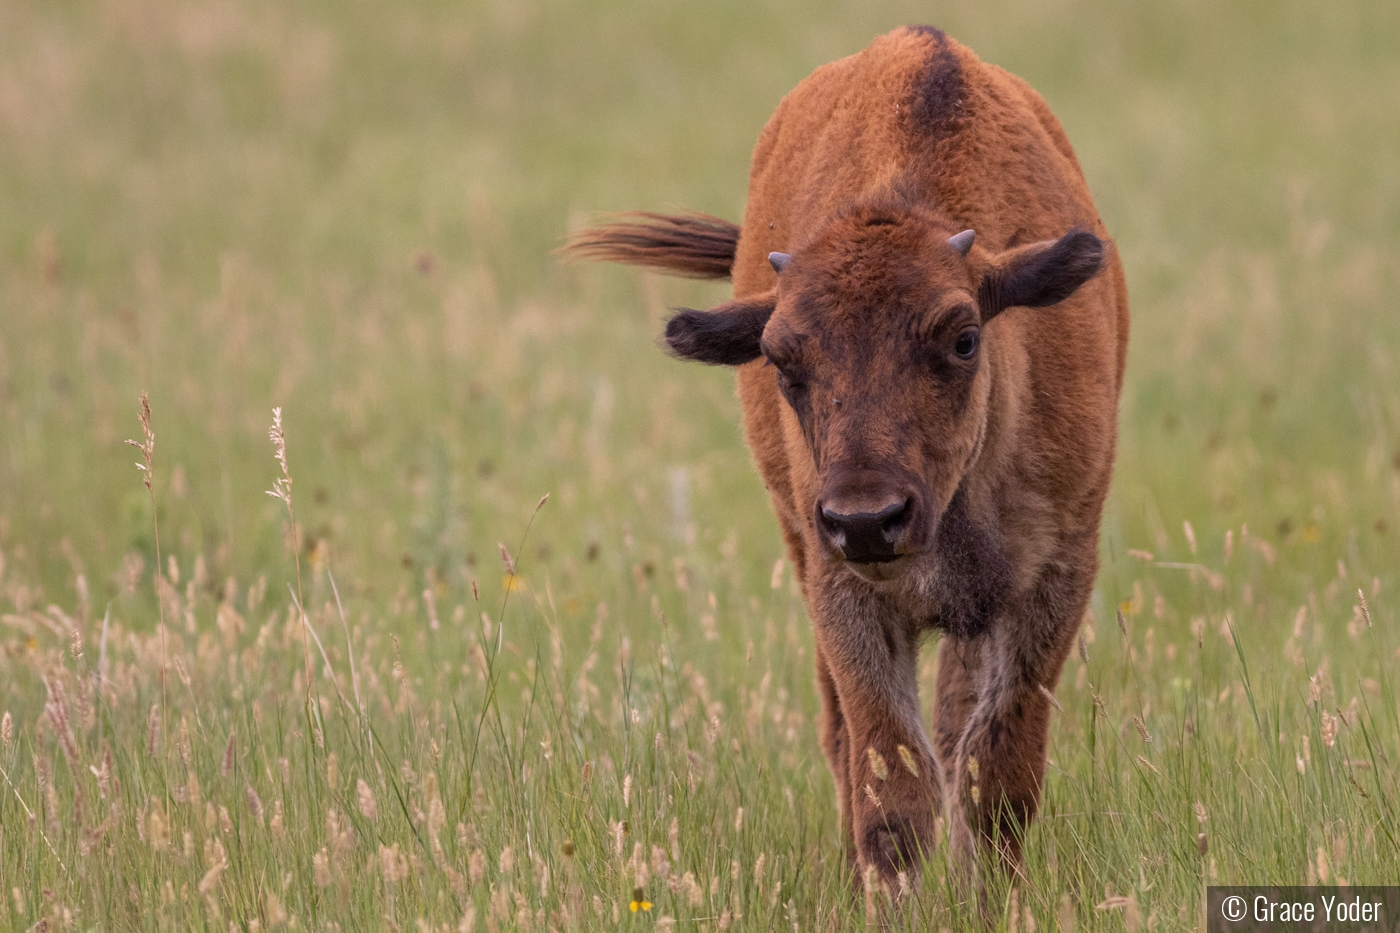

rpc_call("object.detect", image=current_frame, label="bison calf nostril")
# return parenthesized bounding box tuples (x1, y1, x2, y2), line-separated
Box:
(880, 498, 914, 542)
(818, 505, 844, 537)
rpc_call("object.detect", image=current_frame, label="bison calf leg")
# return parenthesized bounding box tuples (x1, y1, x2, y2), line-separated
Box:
(944, 566, 1086, 879)
(815, 646, 858, 874)
(946, 679, 1053, 876)
(932, 636, 983, 789)
(817, 620, 942, 892)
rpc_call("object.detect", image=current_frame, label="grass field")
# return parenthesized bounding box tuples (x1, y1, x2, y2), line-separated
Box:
(3, 0, 1400, 929)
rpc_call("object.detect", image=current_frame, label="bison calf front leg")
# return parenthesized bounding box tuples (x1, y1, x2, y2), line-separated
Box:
(945, 611, 1077, 877)
(817, 619, 941, 892)
(946, 679, 1054, 876)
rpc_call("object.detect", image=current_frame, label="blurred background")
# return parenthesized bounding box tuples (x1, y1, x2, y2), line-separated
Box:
(2, 0, 1398, 645)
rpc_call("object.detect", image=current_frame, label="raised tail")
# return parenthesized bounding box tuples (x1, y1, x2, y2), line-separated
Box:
(562, 211, 740, 280)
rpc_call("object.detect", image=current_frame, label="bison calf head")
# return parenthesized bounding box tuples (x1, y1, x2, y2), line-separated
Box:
(666, 201, 1103, 581)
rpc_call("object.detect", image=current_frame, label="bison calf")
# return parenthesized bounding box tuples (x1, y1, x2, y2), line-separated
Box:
(568, 26, 1128, 891)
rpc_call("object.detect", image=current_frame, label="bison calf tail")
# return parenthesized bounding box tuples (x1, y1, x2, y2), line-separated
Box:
(562, 211, 740, 280)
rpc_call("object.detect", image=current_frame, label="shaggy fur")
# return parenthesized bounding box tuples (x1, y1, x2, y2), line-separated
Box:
(566, 26, 1129, 893)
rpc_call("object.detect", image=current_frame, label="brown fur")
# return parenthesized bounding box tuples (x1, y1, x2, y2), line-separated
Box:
(566, 27, 1129, 892)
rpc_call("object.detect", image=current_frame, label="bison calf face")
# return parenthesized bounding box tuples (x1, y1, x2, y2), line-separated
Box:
(761, 206, 992, 582)
(662, 200, 1105, 590)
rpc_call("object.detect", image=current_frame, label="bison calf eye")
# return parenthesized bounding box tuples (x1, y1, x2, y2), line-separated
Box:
(775, 369, 810, 409)
(953, 328, 980, 360)
(777, 370, 807, 395)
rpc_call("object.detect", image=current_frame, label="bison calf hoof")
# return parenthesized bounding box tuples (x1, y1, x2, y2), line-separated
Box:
(860, 818, 929, 888)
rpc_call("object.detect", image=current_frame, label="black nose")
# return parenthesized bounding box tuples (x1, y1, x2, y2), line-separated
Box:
(818, 497, 914, 563)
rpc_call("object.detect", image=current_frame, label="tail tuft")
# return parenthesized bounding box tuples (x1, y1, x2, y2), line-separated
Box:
(562, 212, 740, 280)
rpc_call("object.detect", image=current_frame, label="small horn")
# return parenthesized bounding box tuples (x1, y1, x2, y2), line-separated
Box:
(948, 230, 975, 257)
(768, 252, 792, 274)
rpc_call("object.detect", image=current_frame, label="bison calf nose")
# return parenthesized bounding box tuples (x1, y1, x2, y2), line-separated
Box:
(818, 496, 915, 563)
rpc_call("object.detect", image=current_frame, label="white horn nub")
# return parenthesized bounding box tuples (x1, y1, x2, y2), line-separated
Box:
(768, 252, 792, 274)
(948, 230, 975, 257)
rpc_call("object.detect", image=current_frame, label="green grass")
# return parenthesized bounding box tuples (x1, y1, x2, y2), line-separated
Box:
(2, 0, 1399, 928)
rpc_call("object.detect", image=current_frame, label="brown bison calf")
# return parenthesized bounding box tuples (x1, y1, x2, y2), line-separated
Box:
(569, 26, 1128, 889)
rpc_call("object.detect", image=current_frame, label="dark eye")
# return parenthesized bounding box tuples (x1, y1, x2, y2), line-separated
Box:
(953, 328, 980, 360)
(774, 368, 810, 411)
(776, 368, 807, 394)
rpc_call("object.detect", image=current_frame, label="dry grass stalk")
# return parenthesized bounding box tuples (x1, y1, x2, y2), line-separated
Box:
(266, 407, 314, 691)
(126, 392, 171, 723)
(221, 731, 236, 777)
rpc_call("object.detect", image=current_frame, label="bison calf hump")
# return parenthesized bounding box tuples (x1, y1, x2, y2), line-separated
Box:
(905, 26, 967, 143)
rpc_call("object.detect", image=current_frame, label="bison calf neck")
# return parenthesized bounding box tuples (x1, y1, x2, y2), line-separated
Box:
(568, 26, 1128, 892)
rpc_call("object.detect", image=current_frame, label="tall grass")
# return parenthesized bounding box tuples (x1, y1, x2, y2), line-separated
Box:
(2, 0, 1399, 928)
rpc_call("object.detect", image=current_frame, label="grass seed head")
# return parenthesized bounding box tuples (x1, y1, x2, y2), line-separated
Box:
(198, 861, 225, 896)
(356, 779, 377, 820)
(147, 704, 161, 758)
(867, 747, 889, 781)
(896, 744, 919, 778)
(266, 408, 291, 503)
(148, 805, 170, 851)
(1322, 711, 1338, 748)
(469, 849, 486, 884)
(245, 784, 265, 825)
(0, 712, 10, 747)
(125, 392, 155, 491)
(651, 845, 671, 882)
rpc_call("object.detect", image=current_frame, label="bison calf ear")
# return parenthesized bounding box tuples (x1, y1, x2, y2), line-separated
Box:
(977, 229, 1104, 319)
(664, 296, 775, 366)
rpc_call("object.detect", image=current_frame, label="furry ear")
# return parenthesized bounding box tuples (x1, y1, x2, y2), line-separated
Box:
(977, 229, 1104, 319)
(664, 295, 775, 365)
